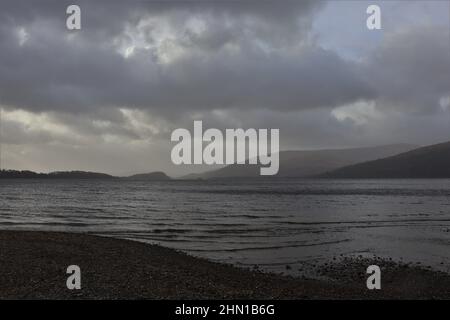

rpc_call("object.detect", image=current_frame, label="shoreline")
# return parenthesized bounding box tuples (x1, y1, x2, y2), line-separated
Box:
(0, 230, 449, 299)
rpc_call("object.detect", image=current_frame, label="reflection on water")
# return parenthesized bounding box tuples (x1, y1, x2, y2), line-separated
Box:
(1, 178, 450, 275)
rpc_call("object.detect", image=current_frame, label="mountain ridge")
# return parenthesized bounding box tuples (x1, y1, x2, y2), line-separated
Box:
(183, 143, 418, 179)
(320, 141, 450, 179)
(4, 141, 448, 180)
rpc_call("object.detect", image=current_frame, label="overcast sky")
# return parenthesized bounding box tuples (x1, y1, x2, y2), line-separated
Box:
(0, 0, 449, 176)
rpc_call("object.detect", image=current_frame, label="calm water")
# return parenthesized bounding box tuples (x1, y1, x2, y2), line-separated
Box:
(1, 178, 450, 275)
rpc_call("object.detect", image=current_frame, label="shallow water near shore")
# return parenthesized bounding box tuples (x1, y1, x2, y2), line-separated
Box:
(1, 178, 449, 276)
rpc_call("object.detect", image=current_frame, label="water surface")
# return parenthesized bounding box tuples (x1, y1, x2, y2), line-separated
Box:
(1, 178, 449, 276)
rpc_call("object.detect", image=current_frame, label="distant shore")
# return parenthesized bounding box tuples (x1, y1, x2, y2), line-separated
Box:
(0, 230, 449, 299)
(0, 169, 171, 180)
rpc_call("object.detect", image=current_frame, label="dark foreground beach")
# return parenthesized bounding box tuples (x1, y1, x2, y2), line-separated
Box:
(0, 231, 449, 299)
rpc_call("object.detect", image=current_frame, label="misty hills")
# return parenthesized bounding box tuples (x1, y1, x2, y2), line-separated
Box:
(321, 141, 450, 179)
(0, 170, 171, 180)
(3, 141, 450, 180)
(185, 143, 417, 179)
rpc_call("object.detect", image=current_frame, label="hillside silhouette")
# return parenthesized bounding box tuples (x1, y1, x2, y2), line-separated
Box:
(126, 172, 171, 180)
(0, 170, 171, 180)
(184, 144, 417, 179)
(321, 141, 450, 178)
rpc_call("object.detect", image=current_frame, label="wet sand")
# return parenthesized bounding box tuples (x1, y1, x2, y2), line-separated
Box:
(0, 231, 448, 299)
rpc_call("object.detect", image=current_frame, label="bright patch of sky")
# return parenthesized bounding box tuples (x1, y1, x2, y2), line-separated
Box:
(313, 0, 450, 61)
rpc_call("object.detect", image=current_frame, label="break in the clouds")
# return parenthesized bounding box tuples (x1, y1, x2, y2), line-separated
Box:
(0, 0, 449, 175)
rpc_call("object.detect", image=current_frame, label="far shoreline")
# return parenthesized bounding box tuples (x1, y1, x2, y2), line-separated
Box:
(0, 230, 449, 299)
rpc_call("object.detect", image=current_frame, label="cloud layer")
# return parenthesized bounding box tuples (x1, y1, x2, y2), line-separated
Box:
(0, 0, 449, 175)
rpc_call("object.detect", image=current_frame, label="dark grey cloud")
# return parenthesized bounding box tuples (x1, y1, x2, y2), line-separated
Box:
(364, 25, 450, 114)
(0, 0, 376, 115)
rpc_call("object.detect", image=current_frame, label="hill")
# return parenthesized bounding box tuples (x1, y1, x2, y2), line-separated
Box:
(0, 170, 115, 179)
(126, 172, 171, 180)
(0, 170, 171, 180)
(184, 144, 417, 179)
(321, 141, 450, 178)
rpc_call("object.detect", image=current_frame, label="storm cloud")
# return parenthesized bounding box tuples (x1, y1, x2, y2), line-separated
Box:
(0, 0, 373, 114)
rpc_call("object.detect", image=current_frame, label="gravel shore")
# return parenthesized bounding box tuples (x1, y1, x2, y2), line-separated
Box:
(0, 231, 448, 299)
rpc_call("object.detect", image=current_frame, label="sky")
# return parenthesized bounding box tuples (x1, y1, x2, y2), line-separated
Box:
(0, 0, 449, 176)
